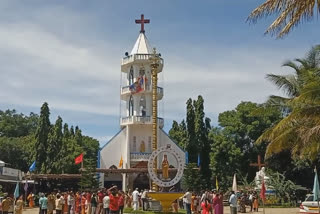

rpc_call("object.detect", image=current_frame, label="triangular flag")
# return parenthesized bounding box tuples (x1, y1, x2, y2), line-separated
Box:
(313, 168, 320, 201)
(260, 179, 266, 201)
(14, 182, 20, 199)
(24, 181, 28, 192)
(29, 161, 36, 172)
(75, 153, 83, 165)
(216, 177, 219, 190)
(119, 155, 123, 168)
(232, 174, 237, 193)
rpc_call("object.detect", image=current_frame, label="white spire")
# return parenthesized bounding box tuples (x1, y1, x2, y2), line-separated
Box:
(130, 33, 152, 55)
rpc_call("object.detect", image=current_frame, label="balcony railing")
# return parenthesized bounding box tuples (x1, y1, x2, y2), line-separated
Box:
(121, 85, 163, 99)
(130, 152, 152, 161)
(122, 54, 164, 66)
(120, 116, 164, 128)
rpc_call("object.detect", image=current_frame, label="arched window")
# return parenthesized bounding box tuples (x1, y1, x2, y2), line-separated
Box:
(129, 95, 134, 116)
(129, 66, 134, 85)
(139, 95, 146, 116)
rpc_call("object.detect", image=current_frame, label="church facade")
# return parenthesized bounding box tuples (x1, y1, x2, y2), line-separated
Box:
(98, 16, 185, 191)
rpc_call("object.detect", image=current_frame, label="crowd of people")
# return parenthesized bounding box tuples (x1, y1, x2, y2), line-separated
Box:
(1, 187, 261, 214)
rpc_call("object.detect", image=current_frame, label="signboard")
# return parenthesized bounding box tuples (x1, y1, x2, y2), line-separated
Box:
(2, 167, 20, 177)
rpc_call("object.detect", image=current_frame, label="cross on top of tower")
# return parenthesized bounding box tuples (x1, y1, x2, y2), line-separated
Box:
(135, 14, 150, 33)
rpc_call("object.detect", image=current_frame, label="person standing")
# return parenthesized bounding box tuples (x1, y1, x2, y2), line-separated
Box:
(132, 188, 139, 211)
(47, 193, 55, 214)
(141, 189, 148, 211)
(39, 194, 48, 214)
(200, 199, 211, 214)
(81, 193, 86, 214)
(97, 191, 104, 214)
(118, 191, 125, 214)
(212, 193, 221, 214)
(15, 196, 24, 214)
(27, 193, 35, 208)
(252, 192, 259, 212)
(107, 186, 119, 214)
(67, 192, 74, 214)
(229, 191, 237, 214)
(86, 191, 92, 214)
(2, 195, 12, 214)
(218, 192, 224, 214)
(90, 194, 97, 214)
(56, 194, 65, 214)
(103, 194, 110, 214)
(183, 190, 192, 214)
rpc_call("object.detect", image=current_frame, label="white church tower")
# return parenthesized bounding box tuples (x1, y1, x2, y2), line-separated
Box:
(99, 15, 184, 190)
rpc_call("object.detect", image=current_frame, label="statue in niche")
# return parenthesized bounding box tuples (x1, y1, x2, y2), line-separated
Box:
(140, 140, 146, 153)
(162, 154, 170, 180)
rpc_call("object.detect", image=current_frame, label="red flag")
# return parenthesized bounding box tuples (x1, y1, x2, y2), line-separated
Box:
(260, 180, 266, 201)
(75, 153, 83, 165)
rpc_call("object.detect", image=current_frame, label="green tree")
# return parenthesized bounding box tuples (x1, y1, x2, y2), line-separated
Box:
(186, 98, 197, 163)
(258, 45, 320, 160)
(181, 163, 202, 191)
(47, 116, 63, 173)
(0, 110, 39, 137)
(168, 120, 187, 149)
(35, 102, 51, 173)
(209, 128, 243, 190)
(78, 159, 100, 190)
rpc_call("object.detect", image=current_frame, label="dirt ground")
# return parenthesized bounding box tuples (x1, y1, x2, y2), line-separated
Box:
(23, 207, 301, 214)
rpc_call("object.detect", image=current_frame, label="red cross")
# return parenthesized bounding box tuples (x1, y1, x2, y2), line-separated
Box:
(249, 155, 266, 170)
(135, 14, 150, 33)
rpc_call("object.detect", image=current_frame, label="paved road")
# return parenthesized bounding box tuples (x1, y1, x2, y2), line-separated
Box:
(23, 207, 300, 214)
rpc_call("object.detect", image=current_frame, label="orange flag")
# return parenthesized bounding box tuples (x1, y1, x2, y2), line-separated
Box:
(119, 155, 123, 168)
(260, 179, 266, 201)
(75, 153, 83, 165)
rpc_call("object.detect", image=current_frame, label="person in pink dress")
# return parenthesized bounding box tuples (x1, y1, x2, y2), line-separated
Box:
(201, 199, 211, 214)
(212, 193, 221, 214)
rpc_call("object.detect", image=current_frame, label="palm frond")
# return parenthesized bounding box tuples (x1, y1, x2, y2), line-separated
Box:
(266, 74, 299, 97)
(247, 0, 320, 38)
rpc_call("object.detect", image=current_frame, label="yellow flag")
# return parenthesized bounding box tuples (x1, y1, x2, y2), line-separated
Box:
(216, 177, 219, 190)
(119, 155, 123, 168)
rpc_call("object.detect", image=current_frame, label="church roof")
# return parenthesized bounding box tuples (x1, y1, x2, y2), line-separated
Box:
(130, 32, 152, 55)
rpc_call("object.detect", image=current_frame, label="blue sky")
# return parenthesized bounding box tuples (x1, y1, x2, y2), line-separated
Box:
(0, 0, 319, 146)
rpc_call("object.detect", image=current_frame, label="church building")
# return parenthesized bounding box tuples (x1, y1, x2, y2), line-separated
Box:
(98, 15, 185, 191)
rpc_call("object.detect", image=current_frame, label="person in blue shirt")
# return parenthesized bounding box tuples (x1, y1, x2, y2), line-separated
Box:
(39, 193, 48, 214)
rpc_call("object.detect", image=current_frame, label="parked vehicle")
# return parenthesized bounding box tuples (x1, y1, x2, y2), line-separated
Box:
(300, 194, 320, 213)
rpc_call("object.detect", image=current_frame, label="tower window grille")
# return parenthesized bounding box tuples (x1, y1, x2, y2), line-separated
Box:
(129, 95, 134, 116)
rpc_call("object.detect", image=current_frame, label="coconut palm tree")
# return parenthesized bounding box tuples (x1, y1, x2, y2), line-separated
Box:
(258, 45, 320, 160)
(247, 0, 320, 38)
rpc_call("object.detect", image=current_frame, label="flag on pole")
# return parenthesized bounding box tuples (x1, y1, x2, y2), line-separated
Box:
(197, 154, 201, 167)
(29, 161, 36, 172)
(118, 155, 123, 168)
(75, 153, 83, 165)
(216, 177, 219, 190)
(232, 174, 237, 193)
(313, 168, 320, 201)
(260, 179, 266, 201)
(24, 181, 28, 192)
(14, 182, 19, 199)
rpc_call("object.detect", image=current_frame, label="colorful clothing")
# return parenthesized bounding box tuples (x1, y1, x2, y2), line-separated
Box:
(27, 194, 35, 208)
(201, 202, 211, 214)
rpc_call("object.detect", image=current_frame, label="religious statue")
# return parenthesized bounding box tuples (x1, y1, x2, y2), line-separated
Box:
(162, 154, 169, 180)
(140, 141, 145, 153)
(255, 167, 269, 188)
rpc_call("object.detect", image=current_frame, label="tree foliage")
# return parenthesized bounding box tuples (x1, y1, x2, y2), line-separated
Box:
(0, 103, 99, 175)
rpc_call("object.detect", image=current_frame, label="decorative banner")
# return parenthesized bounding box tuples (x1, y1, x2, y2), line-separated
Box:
(2, 167, 20, 177)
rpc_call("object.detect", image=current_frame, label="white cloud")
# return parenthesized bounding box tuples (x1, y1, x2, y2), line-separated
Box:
(0, 1, 309, 136)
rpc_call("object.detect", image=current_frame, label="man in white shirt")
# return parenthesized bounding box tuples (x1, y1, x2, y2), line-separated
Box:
(55, 194, 65, 214)
(67, 192, 74, 214)
(183, 190, 192, 214)
(103, 194, 110, 214)
(132, 188, 140, 211)
(229, 191, 237, 214)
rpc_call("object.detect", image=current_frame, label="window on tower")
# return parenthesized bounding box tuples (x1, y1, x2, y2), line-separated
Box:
(139, 94, 146, 116)
(129, 66, 134, 85)
(133, 136, 137, 152)
(129, 95, 134, 116)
